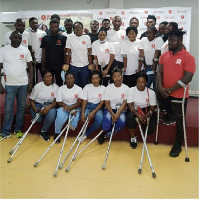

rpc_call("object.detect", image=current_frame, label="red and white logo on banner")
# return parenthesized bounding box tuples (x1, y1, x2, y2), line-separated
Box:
(122, 22, 124, 26)
(121, 94, 125, 98)
(181, 15, 184, 19)
(41, 15, 46, 21)
(157, 16, 160, 19)
(121, 11, 125, 15)
(82, 41, 86, 44)
(51, 92, 54, 97)
(100, 23, 102, 26)
(74, 94, 78, 98)
(144, 10, 148, 14)
(98, 94, 102, 98)
(169, 10, 172, 14)
(110, 17, 113, 20)
(152, 44, 155, 48)
(20, 54, 24, 59)
(23, 40, 27, 44)
(99, 12, 102, 15)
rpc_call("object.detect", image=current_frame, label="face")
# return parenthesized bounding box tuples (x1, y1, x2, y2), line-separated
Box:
(168, 35, 182, 51)
(91, 74, 101, 86)
(146, 29, 156, 41)
(15, 21, 25, 33)
(43, 72, 53, 85)
(112, 72, 122, 84)
(159, 24, 166, 35)
(102, 20, 110, 30)
(10, 33, 22, 47)
(90, 21, 99, 32)
(64, 21, 73, 32)
(30, 19, 38, 31)
(98, 30, 107, 41)
(136, 77, 147, 91)
(65, 74, 75, 86)
(51, 18, 60, 24)
(129, 19, 139, 28)
(165, 24, 173, 35)
(50, 22, 59, 34)
(147, 19, 156, 28)
(112, 16, 122, 29)
(128, 30, 137, 42)
(74, 23, 83, 36)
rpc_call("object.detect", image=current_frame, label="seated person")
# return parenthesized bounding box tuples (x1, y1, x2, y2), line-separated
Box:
(29, 70, 58, 141)
(126, 71, 157, 149)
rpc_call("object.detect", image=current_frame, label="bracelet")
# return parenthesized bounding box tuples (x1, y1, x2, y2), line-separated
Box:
(153, 58, 159, 62)
(138, 57, 144, 61)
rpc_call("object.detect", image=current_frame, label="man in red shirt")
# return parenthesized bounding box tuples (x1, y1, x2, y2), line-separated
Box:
(157, 29, 196, 157)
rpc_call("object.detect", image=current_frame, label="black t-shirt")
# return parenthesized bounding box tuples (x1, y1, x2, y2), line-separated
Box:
(88, 33, 98, 43)
(41, 34, 67, 69)
(140, 30, 160, 39)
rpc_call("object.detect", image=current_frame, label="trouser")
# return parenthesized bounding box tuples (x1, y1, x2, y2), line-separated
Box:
(33, 62, 42, 86)
(123, 74, 136, 88)
(145, 66, 156, 92)
(98, 64, 111, 87)
(48, 68, 63, 87)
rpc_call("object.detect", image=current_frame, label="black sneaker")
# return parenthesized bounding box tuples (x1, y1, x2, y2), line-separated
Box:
(54, 134, 60, 144)
(98, 134, 107, 145)
(159, 113, 168, 121)
(169, 145, 182, 157)
(163, 116, 176, 125)
(40, 132, 50, 141)
(130, 136, 137, 149)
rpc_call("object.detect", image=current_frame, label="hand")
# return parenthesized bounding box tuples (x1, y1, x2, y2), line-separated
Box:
(28, 83, 33, 94)
(138, 114, 146, 124)
(102, 69, 108, 76)
(0, 84, 5, 95)
(159, 87, 169, 98)
(121, 67, 126, 73)
(34, 108, 41, 113)
(40, 106, 50, 115)
(135, 68, 141, 73)
(63, 106, 70, 111)
(88, 111, 95, 121)
(153, 70, 157, 76)
(62, 64, 69, 71)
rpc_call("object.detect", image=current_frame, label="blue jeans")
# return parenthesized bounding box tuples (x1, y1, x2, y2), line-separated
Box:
(55, 106, 81, 134)
(102, 108, 126, 137)
(83, 102, 103, 137)
(68, 64, 91, 88)
(2, 85, 28, 136)
(145, 67, 156, 91)
(30, 102, 56, 133)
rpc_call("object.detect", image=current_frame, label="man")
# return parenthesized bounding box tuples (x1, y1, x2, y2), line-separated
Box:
(27, 17, 46, 85)
(62, 18, 73, 37)
(140, 15, 160, 39)
(157, 29, 196, 157)
(0, 31, 33, 141)
(129, 17, 139, 28)
(41, 20, 67, 86)
(159, 21, 168, 42)
(88, 20, 99, 43)
(102, 19, 110, 31)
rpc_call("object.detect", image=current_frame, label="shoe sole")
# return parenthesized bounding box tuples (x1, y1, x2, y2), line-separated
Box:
(39, 135, 50, 141)
(169, 148, 182, 157)
(0, 135, 12, 142)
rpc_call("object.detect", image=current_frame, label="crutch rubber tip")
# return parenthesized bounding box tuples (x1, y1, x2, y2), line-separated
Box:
(53, 172, 57, 177)
(152, 173, 156, 178)
(138, 169, 142, 174)
(7, 158, 12, 163)
(185, 157, 190, 162)
(34, 162, 39, 167)
(102, 165, 106, 170)
(9, 150, 14, 154)
(65, 168, 69, 172)
(58, 164, 63, 169)
(154, 141, 158, 145)
(72, 157, 76, 161)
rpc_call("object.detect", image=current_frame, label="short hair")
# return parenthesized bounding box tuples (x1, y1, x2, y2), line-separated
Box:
(11, 31, 20, 36)
(147, 15, 156, 22)
(168, 29, 186, 40)
(16, 18, 25, 24)
(65, 71, 75, 79)
(126, 26, 138, 36)
(129, 17, 139, 23)
(147, 26, 157, 34)
(135, 71, 148, 82)
(112, 66, 122, 76)
(41, 69, 53, 78)
(64, 18, 73, 24)
(49, 20, 59, 26)
(102, 19, 110, 23)
(51, 14, 60, 20)
(159, 21, 168, 26)
(90, 20, 99, 25)
(29, 17, 38, 24)
(73, 21, 83, 29)
(98, 27, 107, 35)
(168, 22, 178, 31)
(90, 70, 103, 84)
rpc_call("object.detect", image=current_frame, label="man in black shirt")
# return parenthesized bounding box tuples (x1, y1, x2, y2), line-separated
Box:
(41, 20, 67, 86)
(88, 20, 99, 43)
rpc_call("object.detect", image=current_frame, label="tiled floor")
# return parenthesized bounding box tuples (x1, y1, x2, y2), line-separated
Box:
(0, 134, 199, 199)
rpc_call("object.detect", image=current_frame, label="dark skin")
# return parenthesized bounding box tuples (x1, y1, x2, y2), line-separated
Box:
(129, 19, 139, 28)
(64, 21, 73, 34)
(112, 16, 122, 31)
(102, 20, 110, 31)
(90, 21, 99, 35)
(157, 35, 194, 98)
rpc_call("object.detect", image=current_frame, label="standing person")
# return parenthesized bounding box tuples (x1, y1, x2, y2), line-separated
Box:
(78, 70, 105, 143)
(98, 67, 129, 144)
(92, 28, 115, 86)
(29, 70, 58, 141)
(138, 26, 164, 91)
(157, 29, 196, 157)
(129, 17, 139, 28)
(140, 15, 160, 39)
(88, 20, 99, 44)
(65, 21, 93, 88)
(0, 31, 33, 141)
(159, 21, 168, 42)
(62, 18, 73, 37)
(120, 26, 141, 88)
(101, 19, 110, 31)
(54, 72, 82, 143)
(127, 71, 157, 149)
(41, 20, 67, 87)
(28, 17, 47, 85)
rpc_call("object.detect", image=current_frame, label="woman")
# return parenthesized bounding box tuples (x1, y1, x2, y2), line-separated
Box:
(126, 71, 157, 149)
(98, 67, 129, 144)
(138, 26, 164, 91)
(54, 72, 82, 143)
(78, 70, 105, 143)
(92, 27, 115, 86)
(29, 70, 59, 141)
(120, 26, 141, 88)
(65, 21, 93, 88)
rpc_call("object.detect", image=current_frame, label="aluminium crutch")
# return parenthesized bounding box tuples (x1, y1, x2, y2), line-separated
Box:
(154, 103, 160, 145)
(171, 86, 189, 162)
(7, 112, 41, 163)
(65, 118, 89, 172)
(136, 118, 156, 178)
(34, 112, 75, 167)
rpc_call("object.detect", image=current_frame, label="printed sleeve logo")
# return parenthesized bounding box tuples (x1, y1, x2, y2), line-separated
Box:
(82, 41, 86, 44)
(121, 94, 125, 98)
(152, 44, 155, 48)
(20, 54, 24, 59)
(175, 59, 182, 65)
(75, 94, 78, 98)
(51, 92, 54, 96)
(23, 40, 27, 44)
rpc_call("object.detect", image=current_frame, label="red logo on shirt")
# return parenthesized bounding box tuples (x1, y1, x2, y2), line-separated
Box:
(74, 94, 78, 98)
(181, 15, 184, 19)
(23, 40, 27, 44)
(168, 10, 172, 14)
(51, 92, 54, 97)
(152, 44, 155, 48)
(175, 59, 182, 65)
(39, 37, 42, 41)
(121, 35, 124, 39)
(105, 49, 109, 52)
(20, 55, 24, 59)
(82, 41, 86, 44)
(99, 12, 102, 15)
(98, 94, 102, 98)
(57, 40, 61, 45)
(146, 98, 149, 102)
(121, 94, 125, 98)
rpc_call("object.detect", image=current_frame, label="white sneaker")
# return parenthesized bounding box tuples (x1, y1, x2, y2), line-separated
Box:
(78, 136, 87, 143)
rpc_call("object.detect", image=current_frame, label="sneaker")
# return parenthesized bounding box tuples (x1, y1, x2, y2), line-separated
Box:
(40, 132, 50, 141)
(163, 116, 176, 125)
(54, 134, 60, 144)
(78, 135, 87, 143)
(130, 136, 137, 149)
(0, 133, 11, 141)
(14, 130, 23, 138)
(98, 134, 107, 145)
(159, 113, 168, 121)
(169, 145, 182, 157)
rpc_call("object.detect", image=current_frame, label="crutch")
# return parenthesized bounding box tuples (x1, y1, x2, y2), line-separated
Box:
(154, 103, 160, 145)
(34, 112, 75, 167)
(171, 86, 189, 162)
(58, 118, 89, 170)
(136, 118, 156, 178)
(65, 118, 89, 172)
(7, 112, 42, 163)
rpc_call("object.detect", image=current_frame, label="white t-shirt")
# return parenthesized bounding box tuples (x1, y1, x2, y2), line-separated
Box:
(161, 40, 169, 55)
(80, 84, 105, 104)
(65, 34, 91, 67)
(139, 37, 164, 65)
(27, 29, 46, 63)
(29, 82, 59, 104)
(120, 39, 141, 75)
(3, 31, 31, 48)
(107, 29, 126, 62)
(0, 44, 32, 85)
(56, 84, 82, 105)
(62, 32, 74, 37)
(103, 83, 129, 109)
(127, 86, 157, 109)
(92, 40, 115, 66)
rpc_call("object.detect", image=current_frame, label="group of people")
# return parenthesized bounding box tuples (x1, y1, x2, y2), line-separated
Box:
(0, 13, 196, 158)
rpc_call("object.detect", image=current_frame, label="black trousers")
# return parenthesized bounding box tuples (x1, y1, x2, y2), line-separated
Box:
(48, 68, 63, 87)
(33, 63, 42, 86)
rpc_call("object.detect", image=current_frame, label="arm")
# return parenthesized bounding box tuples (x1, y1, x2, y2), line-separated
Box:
(66, 48, 71, 65)
(114, 99, 127, 122)
(27, 61, 33, 94)
(88, 48, 93, 65)
(0, 63, 5, 94)
(137, 49, 144, 72)
(41, 48, 46, 71)
(152, 49, 161, 75)
(88, 100, 104, 120)
(93, 55, 99, 70)
(81, 100, 88, 122)
(122, 55, 127, 72)
(41, 99, 57, 115)
(103, 53, 114, 76)
(30, 99, 41, 113)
